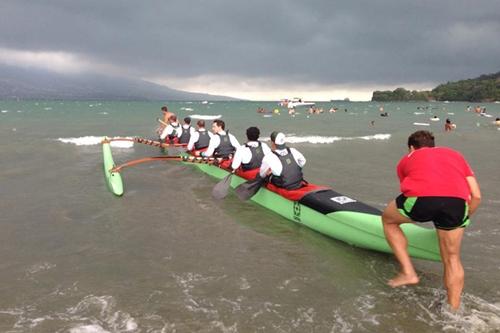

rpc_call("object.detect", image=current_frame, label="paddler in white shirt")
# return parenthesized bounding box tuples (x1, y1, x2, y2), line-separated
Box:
(187, 120, 213, 155)
(159, 115, 182, 144)
(231, 127, 271, 174)
(201, 120, 240, 159)
(178, 117, 195, 145)
(259, 131, 306, 190)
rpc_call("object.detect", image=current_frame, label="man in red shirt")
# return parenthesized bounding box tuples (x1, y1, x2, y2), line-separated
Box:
(382, 130, 481, 310)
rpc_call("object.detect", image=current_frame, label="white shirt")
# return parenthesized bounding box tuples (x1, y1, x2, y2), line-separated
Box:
(231, 141, 272, 170)
(160, 122, 182, 140)
(259, 147, 306, 178)
(187, 128, 214, 150)
(202, 130, 240, 157)
(182, 124, 196, 135)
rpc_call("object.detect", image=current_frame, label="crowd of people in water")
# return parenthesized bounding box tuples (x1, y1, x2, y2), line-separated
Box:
(155, 104, 483, 311)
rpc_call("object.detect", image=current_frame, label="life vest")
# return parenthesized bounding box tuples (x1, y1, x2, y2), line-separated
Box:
(270, 148, 303, 190)
(194, 130, 210, 149)
(179, 125, 191, 144)
(214, 132, 236, 158)
(241, 142, 264, 171)
(168, 123, 180, 140)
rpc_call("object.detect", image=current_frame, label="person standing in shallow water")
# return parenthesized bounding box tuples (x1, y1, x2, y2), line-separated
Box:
(381, 130, 481, 310)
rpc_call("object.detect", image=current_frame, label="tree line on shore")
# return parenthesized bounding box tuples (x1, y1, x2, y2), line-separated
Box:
(372, 72, 500, 102)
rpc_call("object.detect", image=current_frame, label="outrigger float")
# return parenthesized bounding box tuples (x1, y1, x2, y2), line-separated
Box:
(102, 137, 441, 261)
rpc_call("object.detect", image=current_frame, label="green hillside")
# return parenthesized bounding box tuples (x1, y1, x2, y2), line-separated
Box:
(372, 72, 500, 102)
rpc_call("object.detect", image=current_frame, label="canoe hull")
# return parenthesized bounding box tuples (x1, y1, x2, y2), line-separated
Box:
(190, 162, 440, 262)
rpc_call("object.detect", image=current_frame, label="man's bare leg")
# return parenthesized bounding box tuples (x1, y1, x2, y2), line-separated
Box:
(382, 200, 420, 287)
(436, 228, 465, 310)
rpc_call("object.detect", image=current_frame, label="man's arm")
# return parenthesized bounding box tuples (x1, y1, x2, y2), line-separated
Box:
(187, 131, 199, 151)
(202, 135, 220, 157)
(291, 148, 306, 167)
(159, 125, 172, 140)
(231, 147, 244, 170)
(466, 176, 481, 216)
(229, 134, 240, 149)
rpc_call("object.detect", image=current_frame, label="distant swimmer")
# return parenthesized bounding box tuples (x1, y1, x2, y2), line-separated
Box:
(430, 116, 440, 121)
(382, 130, 481, 310)
(445, 118, 456, 131)
(495, 118, 500, 126)
(380, 112, 389, 117)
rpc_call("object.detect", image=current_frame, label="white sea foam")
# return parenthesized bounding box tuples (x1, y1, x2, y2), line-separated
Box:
(1, 110, 8, 113)
(414, 122, 430, 126)
(267, 134, 391, 144)
(57, 136, 134, 148)
(69, 324, 110, 333)
(181, 107, 194, 111)
(190, 114, 221, 120)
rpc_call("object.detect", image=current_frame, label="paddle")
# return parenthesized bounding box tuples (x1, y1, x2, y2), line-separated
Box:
(234, 175, 266, 201)
(212, 172, 234, 199)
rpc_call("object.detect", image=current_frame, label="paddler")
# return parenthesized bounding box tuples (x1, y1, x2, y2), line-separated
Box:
(259, 131, 306, 190)
(201, 120, 240, 160)
(156, 106, 175, 135)
(159, 114, 182, 144)
(179, 117, 194, 144)
(231, 127, 271, 176)
(187, 120, 212, 155)
(382, 130, 481, 311)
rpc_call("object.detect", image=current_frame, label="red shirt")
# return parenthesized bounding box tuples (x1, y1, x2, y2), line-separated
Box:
(397, 147, 474, 200)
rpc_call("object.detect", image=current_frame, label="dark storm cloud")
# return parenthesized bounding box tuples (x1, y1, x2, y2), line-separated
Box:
(1, 0, 499, 87)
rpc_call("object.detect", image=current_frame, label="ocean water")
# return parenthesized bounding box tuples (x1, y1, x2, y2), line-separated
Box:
(1, 100, 500, 332)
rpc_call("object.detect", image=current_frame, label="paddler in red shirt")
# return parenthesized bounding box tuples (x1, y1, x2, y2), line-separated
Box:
(382, 130, 481, 311)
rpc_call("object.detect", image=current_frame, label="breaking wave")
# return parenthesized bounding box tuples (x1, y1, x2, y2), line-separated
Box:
(56, 136, 134, 148)
(277, 134, 391, 144)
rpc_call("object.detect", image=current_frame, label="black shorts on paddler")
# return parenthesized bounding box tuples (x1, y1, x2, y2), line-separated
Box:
(395, 194, 470, 230)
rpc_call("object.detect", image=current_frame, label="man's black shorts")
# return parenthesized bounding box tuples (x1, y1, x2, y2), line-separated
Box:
(395, 194, 470, 230)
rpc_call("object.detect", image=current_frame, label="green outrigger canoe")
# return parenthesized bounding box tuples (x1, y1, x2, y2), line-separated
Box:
(102, 140, 441, 261)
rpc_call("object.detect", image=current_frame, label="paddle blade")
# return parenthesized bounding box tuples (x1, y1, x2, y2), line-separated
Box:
(234, 176, 265, 201)
(212, 173, 233, 200)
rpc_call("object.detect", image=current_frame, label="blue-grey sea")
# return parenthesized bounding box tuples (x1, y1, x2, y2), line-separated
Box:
(1, 100, 499, 332)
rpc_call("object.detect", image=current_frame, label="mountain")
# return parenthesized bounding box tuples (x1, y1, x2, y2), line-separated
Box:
(0, 65, 238, 101)
(371, 71, 500, 102)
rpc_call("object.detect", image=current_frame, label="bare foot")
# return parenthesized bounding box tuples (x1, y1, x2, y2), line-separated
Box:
(387, 273, 420, 287)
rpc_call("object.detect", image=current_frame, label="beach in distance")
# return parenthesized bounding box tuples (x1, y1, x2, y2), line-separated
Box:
(1, 100, 500, 332)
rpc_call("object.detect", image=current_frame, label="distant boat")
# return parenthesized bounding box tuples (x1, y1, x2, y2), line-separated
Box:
(279, 98, 315, 108)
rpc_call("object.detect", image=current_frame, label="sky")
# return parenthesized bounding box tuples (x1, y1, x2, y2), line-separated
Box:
(1, 0, 499, 101)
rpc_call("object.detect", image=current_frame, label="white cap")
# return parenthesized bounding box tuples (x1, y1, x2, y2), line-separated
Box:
(270, 131, 286, 148)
